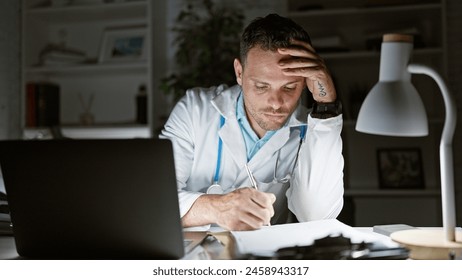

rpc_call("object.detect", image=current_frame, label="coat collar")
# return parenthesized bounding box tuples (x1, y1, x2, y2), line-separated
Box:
(211, 84, 308, 169)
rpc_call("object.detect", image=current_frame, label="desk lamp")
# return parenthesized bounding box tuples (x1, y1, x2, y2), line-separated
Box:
(355, 34, 461, 259)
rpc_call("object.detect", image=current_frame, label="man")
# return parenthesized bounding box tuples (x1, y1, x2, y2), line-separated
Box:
(161, 14, 344, 231)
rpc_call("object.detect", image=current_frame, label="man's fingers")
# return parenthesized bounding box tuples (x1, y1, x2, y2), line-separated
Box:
(269, 193, 276, 204)
(278, 57, 319, 68)
(278, 39, 316, 56)
(277, 47, 327, 78)
(250, 190, 276, 224)
(275, 40, 337, 102)
(249, 188, 274, 206)
(238, 210, 269, 229)
(217, 188, 275, 230)
(291, 38, 315, 49)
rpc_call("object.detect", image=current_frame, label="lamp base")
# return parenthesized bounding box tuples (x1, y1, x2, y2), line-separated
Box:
(390, 229, 462, 259)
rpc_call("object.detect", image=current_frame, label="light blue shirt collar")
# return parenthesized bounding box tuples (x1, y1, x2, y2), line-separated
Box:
(236, 92, 276, 161)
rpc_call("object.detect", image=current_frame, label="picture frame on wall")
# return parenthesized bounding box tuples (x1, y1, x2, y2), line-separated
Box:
(376, 148, 425, 189)
(98, 27, 147, 63)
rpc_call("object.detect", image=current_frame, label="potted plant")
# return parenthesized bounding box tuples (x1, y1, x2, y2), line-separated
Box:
(160, 0, 245, 102)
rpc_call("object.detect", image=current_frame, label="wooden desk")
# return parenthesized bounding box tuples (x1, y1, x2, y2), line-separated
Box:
(0, 233, 230, 260)
(3, 227, 458, 260)
(0, 228, 399, 260)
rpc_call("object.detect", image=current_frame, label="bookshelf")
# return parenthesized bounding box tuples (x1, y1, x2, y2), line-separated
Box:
(286, 0, 447, 226)
(21, 0, 167, 138)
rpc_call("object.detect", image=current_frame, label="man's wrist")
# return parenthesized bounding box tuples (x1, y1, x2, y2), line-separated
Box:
(311, 99, 342, 119)
(182, 194, 218, 227)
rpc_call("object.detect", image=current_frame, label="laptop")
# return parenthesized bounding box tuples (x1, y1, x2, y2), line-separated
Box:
(0, 138, 205, 259)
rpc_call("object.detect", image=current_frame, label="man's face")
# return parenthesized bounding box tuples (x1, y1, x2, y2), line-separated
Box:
(234, 47, 305, 138)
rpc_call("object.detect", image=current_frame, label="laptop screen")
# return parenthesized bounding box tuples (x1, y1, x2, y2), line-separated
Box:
(0, 138, 184, 259)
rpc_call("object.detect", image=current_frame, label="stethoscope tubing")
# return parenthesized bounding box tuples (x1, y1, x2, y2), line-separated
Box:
(212, 115, 306, 188)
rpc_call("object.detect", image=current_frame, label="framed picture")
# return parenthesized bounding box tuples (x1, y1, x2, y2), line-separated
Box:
(98, 27, 147, 63)
(376, 148, 424, 189)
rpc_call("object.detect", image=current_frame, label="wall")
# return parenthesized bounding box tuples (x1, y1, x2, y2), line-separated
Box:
(0, 0, 461, 224)
(446, 0, 462, 225)
(158, 0, 285, 117)
(164, 0, 285, 74)
(0, 0, 21, 140)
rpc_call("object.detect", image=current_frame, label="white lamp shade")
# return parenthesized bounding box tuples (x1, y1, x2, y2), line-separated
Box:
(355, 80, 428, 136)
(355, 34, 428, 137)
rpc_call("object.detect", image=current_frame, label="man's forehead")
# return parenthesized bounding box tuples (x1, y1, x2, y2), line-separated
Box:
(243, 48, 287, 77)
(249, 77, 302, 85)
(246, 46, 287, 62)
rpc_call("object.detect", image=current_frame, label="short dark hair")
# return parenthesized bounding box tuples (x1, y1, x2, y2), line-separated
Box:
(239, 14, 311, 66)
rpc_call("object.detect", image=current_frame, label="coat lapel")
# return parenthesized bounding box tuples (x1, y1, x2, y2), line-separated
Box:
(212, 85, 247, 168)
(211, 84, 309, 182)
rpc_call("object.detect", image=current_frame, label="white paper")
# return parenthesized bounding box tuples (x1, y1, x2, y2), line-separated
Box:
(231, 219, 399, 255)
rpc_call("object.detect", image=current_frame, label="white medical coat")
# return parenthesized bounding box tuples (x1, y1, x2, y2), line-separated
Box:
(160, 84, 344, 226)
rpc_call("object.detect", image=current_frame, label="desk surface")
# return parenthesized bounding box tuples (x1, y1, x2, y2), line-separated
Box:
(2, 226, 460, 260)
(0, 234, 232, 260)
(0, 227, 378, 260)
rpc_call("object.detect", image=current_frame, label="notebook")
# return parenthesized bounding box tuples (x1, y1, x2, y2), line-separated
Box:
(0, 138, 204, 259)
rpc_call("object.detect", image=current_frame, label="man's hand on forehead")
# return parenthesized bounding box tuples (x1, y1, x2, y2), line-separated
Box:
(277, 39, 337, 103)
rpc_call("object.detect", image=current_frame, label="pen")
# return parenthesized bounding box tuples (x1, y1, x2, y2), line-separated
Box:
(245, 164, 271, 226)
(245, 163, 258, 190)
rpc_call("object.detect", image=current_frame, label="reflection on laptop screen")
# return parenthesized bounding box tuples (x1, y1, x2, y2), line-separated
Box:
(0, 138, 185, 259)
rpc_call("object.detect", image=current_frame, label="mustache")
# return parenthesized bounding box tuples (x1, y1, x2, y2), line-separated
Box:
(261, 108, 290, 114)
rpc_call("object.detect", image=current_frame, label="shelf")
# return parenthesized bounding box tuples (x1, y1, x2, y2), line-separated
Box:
(343, 118, 445, 127)
(288, 3, 441, 18)
(24, 124, 151, 139)
(25, 1, 147, 23)
(21, 0, 158, 131)
(25, 62, 148, 76)
(345, 189, 441, 197)
(320, 48, 443, 60)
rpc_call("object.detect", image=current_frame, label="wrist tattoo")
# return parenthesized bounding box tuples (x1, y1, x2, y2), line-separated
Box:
(317, 81, 327, 97)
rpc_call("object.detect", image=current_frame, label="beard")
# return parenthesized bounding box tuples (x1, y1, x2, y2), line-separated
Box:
(247, 107, 292, 131)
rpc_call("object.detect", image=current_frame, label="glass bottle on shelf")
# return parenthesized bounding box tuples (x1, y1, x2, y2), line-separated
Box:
(136, 85, 147, 124)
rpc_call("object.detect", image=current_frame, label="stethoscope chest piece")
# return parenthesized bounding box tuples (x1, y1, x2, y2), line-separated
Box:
(206, 184, 224, 194)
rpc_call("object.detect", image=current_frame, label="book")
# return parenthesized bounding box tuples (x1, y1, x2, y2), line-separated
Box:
(39, 44, 87, 66)
(0, 191, 11, 235)
(373, 224, 417, 236)
(26, 82, 60, 127)
(231, 219, 402, 257)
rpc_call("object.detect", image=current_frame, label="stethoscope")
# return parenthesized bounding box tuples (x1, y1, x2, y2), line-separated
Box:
(206, 115, 307, 194)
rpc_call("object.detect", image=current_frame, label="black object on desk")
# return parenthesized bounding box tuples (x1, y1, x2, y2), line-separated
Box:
(0, 221, 13, 236)
(0, 192, 12, 236)
(243, 235, 409, 260)
(0, 191, 7, 201)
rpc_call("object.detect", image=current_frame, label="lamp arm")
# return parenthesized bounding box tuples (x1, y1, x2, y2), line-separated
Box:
(408, 63, 457, 242)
